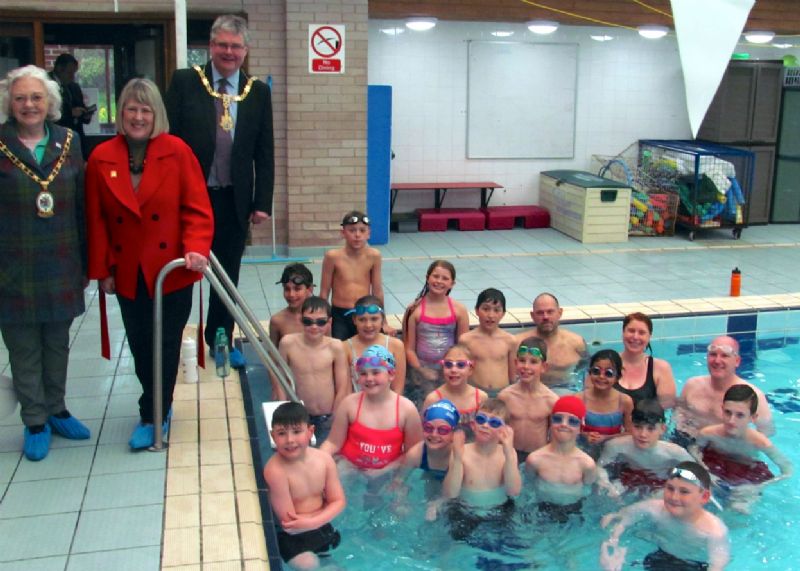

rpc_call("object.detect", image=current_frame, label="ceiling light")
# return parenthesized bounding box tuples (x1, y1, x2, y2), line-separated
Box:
(590, 35, 614, 42)
(773, 42, 793, 49)
(491, 30, 515, 38)
(638, 25, 669, 39)
(380, 27, 405, 36)
(405, 17, 437, 32)
(744, 31, 775, 44)
(527, 20, 559, 35)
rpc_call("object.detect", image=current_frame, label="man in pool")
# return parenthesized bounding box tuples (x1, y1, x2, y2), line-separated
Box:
(515, 293, 588, 389)
(677, 336, 774, 443)
(600, 461, 730, 571)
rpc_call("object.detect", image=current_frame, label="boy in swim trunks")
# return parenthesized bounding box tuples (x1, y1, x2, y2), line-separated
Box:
(263, 402, 346, 570)
(690, 384, 792, 513)
(498, 337, 558, 463)
(269, 263, 316, 346)
(597, 400, 693, 497)
(600, 461, 730, 571)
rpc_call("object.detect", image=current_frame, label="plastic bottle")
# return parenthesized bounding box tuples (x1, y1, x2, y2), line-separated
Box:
(729, 267, 741, 297)
(181, 338, 198, 383)
(214, 327, 230, 378)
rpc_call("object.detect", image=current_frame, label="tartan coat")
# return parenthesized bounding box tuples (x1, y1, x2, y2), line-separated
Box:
(0, 121, 86, 324)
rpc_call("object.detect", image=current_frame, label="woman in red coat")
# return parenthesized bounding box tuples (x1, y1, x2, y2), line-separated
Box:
(86, 78, 213, 449)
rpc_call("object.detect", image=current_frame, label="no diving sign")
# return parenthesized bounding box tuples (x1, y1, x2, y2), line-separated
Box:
(309, 24, 345, 74)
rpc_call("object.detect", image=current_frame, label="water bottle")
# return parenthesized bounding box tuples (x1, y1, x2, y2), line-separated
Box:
(729, 267, 741, 297)
(214, 327, 230, 378)
(181, 338, 198, 383)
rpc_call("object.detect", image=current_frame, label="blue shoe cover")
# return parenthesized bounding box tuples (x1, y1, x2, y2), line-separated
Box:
(23, 425, 51, 461)
(48, 414, 91, 440)
(229, 348, 246, 369)
(128, 422, 155, 450)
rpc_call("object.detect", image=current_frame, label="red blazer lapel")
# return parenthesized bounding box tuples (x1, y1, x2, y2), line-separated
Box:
(96, 136, 140, 217)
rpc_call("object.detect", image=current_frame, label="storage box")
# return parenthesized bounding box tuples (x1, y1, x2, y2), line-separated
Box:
(539, 170, 631, 243)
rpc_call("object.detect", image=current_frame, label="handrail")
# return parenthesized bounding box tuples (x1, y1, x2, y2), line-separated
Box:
(151, 257, 298, 450)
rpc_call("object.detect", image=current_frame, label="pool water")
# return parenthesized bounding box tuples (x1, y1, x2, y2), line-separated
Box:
(250, 331, 800, 570)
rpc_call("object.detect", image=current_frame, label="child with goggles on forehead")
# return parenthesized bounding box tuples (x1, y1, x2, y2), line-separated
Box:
(600, 461, 729, 571)
(422, 344, 487, 432)
(576, 350, 633, 458)
(498, 337, 558, 463)
(321, 345, 421, 472)
(343, 295, 406, 395)
(269, 263, 316, 346)
(277, 297, 349, 444)
(525, 396, 596, 522)
(320, 211, 385, 341)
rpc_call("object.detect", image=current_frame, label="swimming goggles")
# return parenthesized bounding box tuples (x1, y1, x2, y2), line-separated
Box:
(551, 413, 582, 428)
(301, 317, 328, 327)
(439, 359, 473, 370)
(344, 304, 383, 316)
(423, 422, 454, 435)
(517, 346, 544, 359)
(474, 413, 504, 428)
(277, 275, 312, 286)
(342, 215, 370, 226)
(707, 344, 739, 357)
(668, 467, 707, 489)
(589, 366, 617, 379)
(355, 355, 395, 371)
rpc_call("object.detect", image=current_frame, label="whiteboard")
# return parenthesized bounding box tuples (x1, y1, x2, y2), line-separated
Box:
(467, 41, 578, 159)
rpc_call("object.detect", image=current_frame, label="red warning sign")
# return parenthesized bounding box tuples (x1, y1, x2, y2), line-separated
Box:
(309, 24, 345, 74)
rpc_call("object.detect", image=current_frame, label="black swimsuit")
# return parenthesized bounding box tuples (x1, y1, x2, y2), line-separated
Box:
(614, 356, 657, 406)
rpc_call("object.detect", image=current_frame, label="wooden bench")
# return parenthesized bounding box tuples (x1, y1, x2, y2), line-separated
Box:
(481, 205, 551, 230)
(390, 181, 503, 213)
(417, 208, 486, 232)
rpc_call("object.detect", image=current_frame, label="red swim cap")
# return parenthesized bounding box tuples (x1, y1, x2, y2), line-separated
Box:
(551, 395, 586, 421)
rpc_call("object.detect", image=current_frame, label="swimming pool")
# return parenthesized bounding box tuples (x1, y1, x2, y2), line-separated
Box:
(242, 312, 800, 570)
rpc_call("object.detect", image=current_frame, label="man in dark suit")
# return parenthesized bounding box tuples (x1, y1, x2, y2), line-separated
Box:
(50, 53, 94, 159)
(165, 14, 274, 367)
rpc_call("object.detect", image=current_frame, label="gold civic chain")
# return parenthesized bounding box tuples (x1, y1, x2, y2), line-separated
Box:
(193, 65, 255, 131)
(0, 129, 73, 192)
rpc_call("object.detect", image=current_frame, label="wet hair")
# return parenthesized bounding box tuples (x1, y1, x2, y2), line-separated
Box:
(301, 296, 331, 317)
(211, 14, 251, 46)
(623, 312, 653, 354)
(670, 461, 711, 491)
(53, 53, 78, 70)
(589, 349, 623, 380)
(533, 292, 560, 308)
(475, 288, 506, 312)
(354, 294, 383, 309)
(402, 259, 457, 333)
(723, 384, 758, 414)
(272, 402, 309, 428)
(517, 336, 548, 361)
(443, 343, 473, 360)
(115, 77, 169, 138)
(0, 65, 62, 122)
(478, 398, 510, 423)
(341, 210, 369, 226)
(277, 263, 313, 287)
(632, 399, 665, 425)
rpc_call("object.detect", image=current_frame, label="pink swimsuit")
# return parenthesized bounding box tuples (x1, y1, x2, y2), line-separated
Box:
(415, 297, 457, 367)
(340, 393, 404, 470)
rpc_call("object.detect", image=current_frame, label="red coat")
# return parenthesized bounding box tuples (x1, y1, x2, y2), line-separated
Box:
(86, 133, 213, 299)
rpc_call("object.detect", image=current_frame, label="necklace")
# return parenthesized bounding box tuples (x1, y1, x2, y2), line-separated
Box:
(128, 154, 145, 175)
(193, 65, 255, 132)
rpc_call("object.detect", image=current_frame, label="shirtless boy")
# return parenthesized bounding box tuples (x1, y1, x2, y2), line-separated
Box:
(320, 211, 384, 341)
(459, 288, 517, 395)
(525, 395, 596, 522)
(600, 462, 730, 571)
(263, 402, 345, 570)
(498, 337, 558, 463)
(269, 263, 315, 346)
(677, 335, 774, 441)
(515, 293, 588, 389)
(277, 297, 349, 443)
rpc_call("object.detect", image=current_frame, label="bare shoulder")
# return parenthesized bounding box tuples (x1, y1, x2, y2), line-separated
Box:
(366, 246, 382, 260)
(699, 510, 727, 537)
(746, 428, 772, 449)
(560, 327, 585, 347)
(681, 375, 706, 395)
(577, 448, 596, 467)
(497, 385, 516, 401)
(324, 248, 344, 263)
(280, 332, 302, 349)
(654, 357, 674, 374)
(388, 336, 405, 353)
(399, 395, 421, 416)
(263, 454, 286, 481)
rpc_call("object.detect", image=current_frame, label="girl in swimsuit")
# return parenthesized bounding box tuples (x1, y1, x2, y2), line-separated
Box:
(578, 349, 633, 457)
(422, 344, 488, 432)
(344, 295, 406, 395)
(403, 261, 470, 406)
(322, 345, 422, 472)
(615, 312, 677, 410)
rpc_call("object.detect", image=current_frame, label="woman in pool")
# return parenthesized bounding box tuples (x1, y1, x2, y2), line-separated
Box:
(615, 312, 676, 410)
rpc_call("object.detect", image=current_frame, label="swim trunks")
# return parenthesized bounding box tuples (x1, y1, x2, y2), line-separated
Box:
(702, 445, 774, 486)
(277, 523, 341, 563)
(340, 393, 404, 469)
(309, 414, 333, 445)
(614, 357, 657, 405)
(331, 305, 357, 341)
(619, 467, 667, 491)
(537, 500, 583, 524)
(643, 548, 708, 570)
(447, 497, 515, 542)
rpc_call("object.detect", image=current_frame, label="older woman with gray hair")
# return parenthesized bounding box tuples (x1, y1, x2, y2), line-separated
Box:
(86, 77, 213, 450)
(0, 65, 90, 461)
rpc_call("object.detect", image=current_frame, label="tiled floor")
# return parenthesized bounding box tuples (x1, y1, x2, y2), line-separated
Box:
(1, 223, 800, 570)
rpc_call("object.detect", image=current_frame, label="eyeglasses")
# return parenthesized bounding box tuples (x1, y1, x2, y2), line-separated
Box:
(12, 94, 46, 105)
(474, 413, 504, 428)
(423, 422, 454, 435)
(344, 304, 383, 316)
(301, 317, 328, 327)
(517, 346, 544, 359)
(439, 359, 473, 369)
(668, 467, 707, 489)
(278, 275, 312, 286)
(342, 215, 370, 226)
(213, 41, 246, 52)
(355, 355, 394, 371)
(551, 413, 582, 428)
(589, 366, 617, 379)
(707, 344, 738, 357)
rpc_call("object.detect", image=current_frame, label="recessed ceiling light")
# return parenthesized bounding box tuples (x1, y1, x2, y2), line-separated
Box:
(638, 25, 669, 39)
(405, 17, 437, 32)
(772, 42, 793, 49)
(491, 30, 515, 38)
(590, 35, 614, 42)
(380, 27, 405, 36)
(527, 20, 559, 35)
(744, 31, 775, 44)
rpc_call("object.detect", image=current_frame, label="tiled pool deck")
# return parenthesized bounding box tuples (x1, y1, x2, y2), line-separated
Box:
(1, 224, 800, 570)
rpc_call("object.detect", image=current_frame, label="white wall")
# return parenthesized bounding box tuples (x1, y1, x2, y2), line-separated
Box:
(369, 20, 693, 211)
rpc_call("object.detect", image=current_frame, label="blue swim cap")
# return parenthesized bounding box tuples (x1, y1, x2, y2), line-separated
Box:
(356, 344, 396, 371)
(424, 399, 460, 428)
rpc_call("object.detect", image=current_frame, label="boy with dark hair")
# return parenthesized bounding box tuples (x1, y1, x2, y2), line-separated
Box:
(264, 402, 345, 570)
(459, 288, 517, 394)
(269, 263, 315, 346)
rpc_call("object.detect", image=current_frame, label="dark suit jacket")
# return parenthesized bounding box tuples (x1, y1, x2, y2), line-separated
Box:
(164, 62, 274, 229)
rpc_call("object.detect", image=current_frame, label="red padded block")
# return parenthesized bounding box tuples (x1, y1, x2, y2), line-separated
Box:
(482, 205, 550, 230)
(417, 208, 486, 232)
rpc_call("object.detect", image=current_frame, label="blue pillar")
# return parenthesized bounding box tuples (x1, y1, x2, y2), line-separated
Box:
(367, 85, 392, 245)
